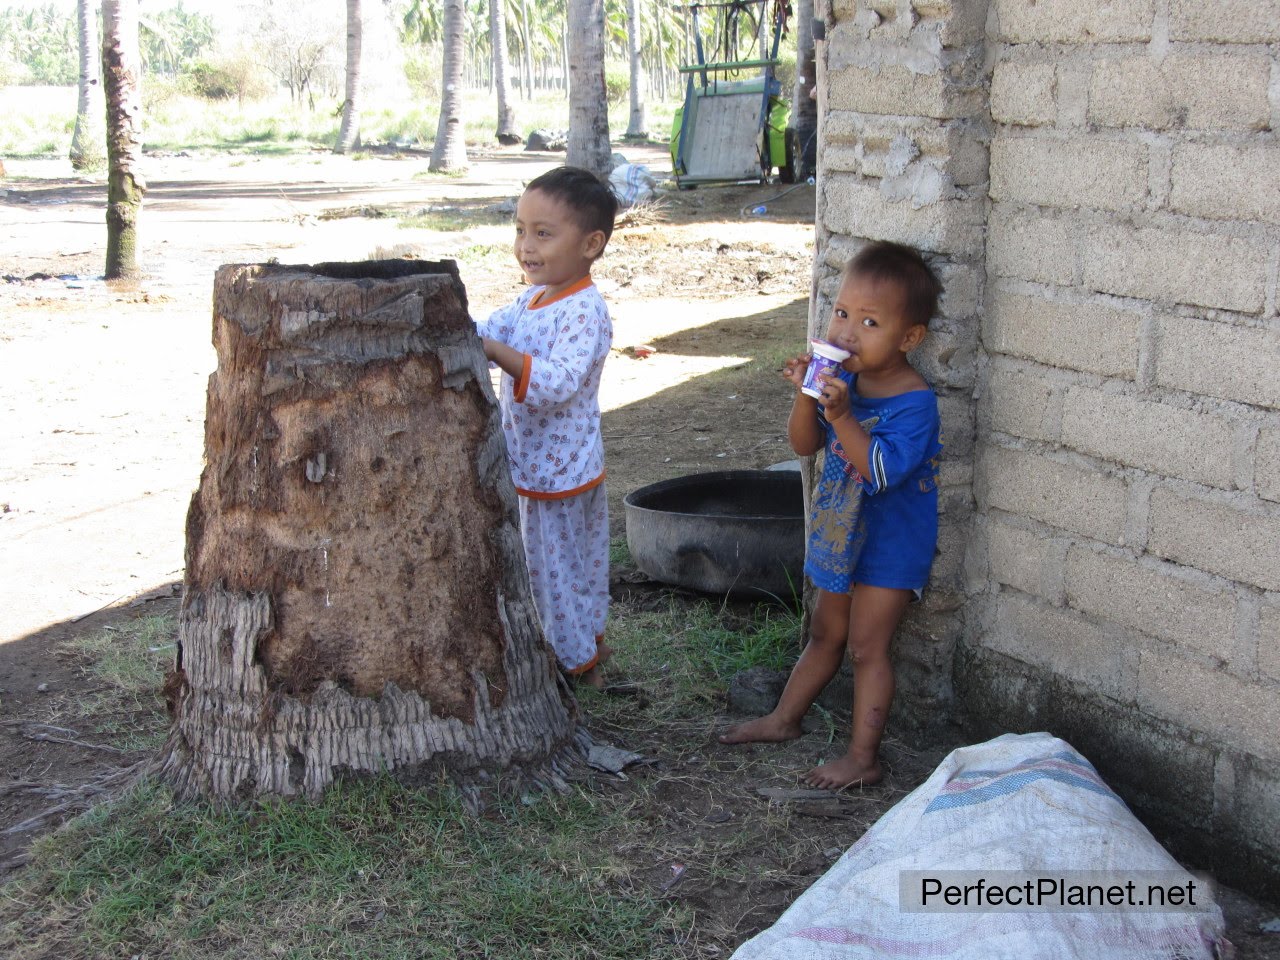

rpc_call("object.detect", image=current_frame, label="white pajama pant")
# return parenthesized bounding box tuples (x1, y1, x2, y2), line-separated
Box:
(518, 484, 610, 672)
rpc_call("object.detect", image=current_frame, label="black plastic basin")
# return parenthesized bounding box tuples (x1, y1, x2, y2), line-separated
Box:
(623, 470, 804, 598)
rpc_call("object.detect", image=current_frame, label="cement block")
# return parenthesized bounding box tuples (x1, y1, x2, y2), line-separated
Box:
(1170, 0, 1280, 43)
(1060, 387, 1237, 488)
(1155, 316, 1280, 410)
(990, 136, 1148, 212)
(991, 61, 1057, 126)
(1261, 598, 1280, 682)
(988, 517, 1057, 598)
(1165, 55, 1273, 131)
(1147, 487, 1280, 592)
(1170, 145, 1280, 223)
(1138, 649, 1280, 760)
(1082, 225, 1269, 314)
(1089, 55, 1272, 132)
(981, 445, 1128, 545)
(984, 287, 1141, 379)
(987, 207, 1080, 286)
(1065, 546, 1236, 658)
(989, 591, 1136, 700)
(911, 0, 989, 46)
(984, 364, 1055, 441)
(826, 62, 982, 120)
(823, 173, 986, 254)
(1258, 429, 1280, 504)
(1088, 57, 1174, 129)
(993, 0, 1153, 43)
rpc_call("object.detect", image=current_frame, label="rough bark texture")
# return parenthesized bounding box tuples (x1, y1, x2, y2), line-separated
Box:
(624, 0, 648, 139)
(158, 260, 583, 802)
(102, 0, 143, 280)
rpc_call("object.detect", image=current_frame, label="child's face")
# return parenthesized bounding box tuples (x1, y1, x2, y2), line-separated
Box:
(513, 188, 605, 299)
(825, 271, 925, 377)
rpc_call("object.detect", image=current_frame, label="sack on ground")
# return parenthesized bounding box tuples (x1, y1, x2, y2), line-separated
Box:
(731, 732, 1228, 960)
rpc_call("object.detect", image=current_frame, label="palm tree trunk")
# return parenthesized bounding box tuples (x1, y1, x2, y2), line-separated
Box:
(70, 0, 104, 170)
(519, 0, 534, 99)
(334, 0, 363, 154)
(566, 0, 610, 174)
(102, 0, 143, 280)
(429, 0, 469, 172)
(158, 260, 585, 802)
(489, 0, 521, 143)
(624, 0, 647, 138)
(791, 0, 818, 179)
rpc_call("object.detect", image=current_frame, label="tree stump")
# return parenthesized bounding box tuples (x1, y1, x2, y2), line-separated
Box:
(158, 260, 584, 802)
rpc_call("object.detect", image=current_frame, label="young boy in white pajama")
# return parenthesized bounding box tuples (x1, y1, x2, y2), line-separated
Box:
(476, 166, 618, 687)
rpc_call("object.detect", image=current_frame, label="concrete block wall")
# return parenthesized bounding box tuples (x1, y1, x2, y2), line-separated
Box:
(816, 0, 1280, 896)
(973, 0, 1280, 895)
(815, 0, 991, 734)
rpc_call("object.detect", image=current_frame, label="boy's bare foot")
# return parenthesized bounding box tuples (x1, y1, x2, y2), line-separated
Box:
(804, 755, 882, 790)
(717, 714, 803, 744)
(578, 665, 606, 690)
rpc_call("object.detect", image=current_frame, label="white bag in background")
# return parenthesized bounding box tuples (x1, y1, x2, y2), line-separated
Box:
(608, 163, 658, 208)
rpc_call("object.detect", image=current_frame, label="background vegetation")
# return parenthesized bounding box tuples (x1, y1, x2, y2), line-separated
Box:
(0, 0, 797, 158)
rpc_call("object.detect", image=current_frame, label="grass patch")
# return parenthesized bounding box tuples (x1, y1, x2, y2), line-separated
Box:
(1, 775, 689, 960)
(398, 208, 504, 232)
(59, 614, 175, 696)
(595, 600, 800, 721)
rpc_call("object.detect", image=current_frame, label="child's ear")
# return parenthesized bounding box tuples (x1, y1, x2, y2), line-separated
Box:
(900, 323, 927, 352)
(582, 230, 607, 260)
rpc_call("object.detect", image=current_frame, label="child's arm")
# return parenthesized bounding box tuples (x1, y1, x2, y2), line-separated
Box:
(783, 354, 823, 456)
(817, 372, 874, 479)
(481, 337, 526, 381)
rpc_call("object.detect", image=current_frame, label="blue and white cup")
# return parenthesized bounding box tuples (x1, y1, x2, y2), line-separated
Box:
(800, 339, 851, 399)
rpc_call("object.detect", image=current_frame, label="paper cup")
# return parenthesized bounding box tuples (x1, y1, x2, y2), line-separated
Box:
(800, 339, 851, 399)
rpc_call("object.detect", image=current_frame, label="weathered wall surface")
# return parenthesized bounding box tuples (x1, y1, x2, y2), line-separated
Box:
(816, 0, 1280, 895)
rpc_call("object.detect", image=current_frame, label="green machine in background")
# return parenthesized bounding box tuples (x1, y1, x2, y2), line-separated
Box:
(670, 1, 796, 188)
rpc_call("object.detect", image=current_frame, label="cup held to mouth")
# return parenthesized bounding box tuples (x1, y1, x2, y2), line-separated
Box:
(800, 339, 851, 399)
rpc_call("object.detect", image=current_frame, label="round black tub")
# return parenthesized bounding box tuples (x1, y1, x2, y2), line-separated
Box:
(623, 470, 804, 598)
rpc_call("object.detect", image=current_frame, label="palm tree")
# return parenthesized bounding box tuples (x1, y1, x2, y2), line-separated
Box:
(623, 0, 647, 139)
(791, 0, 818, 179)
(489, 0, 520, 143)
(102, 0, 143, 280)
(566, 0, 610, 175)
(334, 0, 363, 154)
(430, 0, 469, 171)
(70, 0, 104, 171)
(159, 260, 585, 802)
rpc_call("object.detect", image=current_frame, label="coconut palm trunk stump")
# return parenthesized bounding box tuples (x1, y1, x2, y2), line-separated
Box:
(158, 260, 584, 802)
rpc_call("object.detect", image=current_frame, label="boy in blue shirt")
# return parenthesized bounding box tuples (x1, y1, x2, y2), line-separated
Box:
(720, 241, 943, 790)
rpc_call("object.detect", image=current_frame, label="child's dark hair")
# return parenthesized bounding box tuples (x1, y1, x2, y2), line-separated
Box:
(525, 166, 619, 245)
(844, 241, 942, 328)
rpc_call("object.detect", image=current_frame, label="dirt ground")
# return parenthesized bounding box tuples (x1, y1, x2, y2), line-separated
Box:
(2, 144, 1278, 957)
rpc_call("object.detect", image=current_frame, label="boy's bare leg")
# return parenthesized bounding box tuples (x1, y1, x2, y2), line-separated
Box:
(718, 590, 851, 743)
(806, 584, 911, 788)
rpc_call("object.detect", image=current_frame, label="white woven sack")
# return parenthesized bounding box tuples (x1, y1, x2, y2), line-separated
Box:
(731, 732, 1228, 960)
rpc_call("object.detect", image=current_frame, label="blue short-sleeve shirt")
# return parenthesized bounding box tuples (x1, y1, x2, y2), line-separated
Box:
(804, 371, 943, 593)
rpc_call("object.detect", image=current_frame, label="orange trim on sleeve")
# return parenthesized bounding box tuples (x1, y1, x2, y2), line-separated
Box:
(528, 275, 594, 311)
(512, 352, 533, 403)
(516, 471, 605, 501)
(567, 651, 599, 676)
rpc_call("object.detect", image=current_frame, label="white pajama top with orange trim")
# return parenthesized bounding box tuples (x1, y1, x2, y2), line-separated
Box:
(475, 277, 611, 498)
